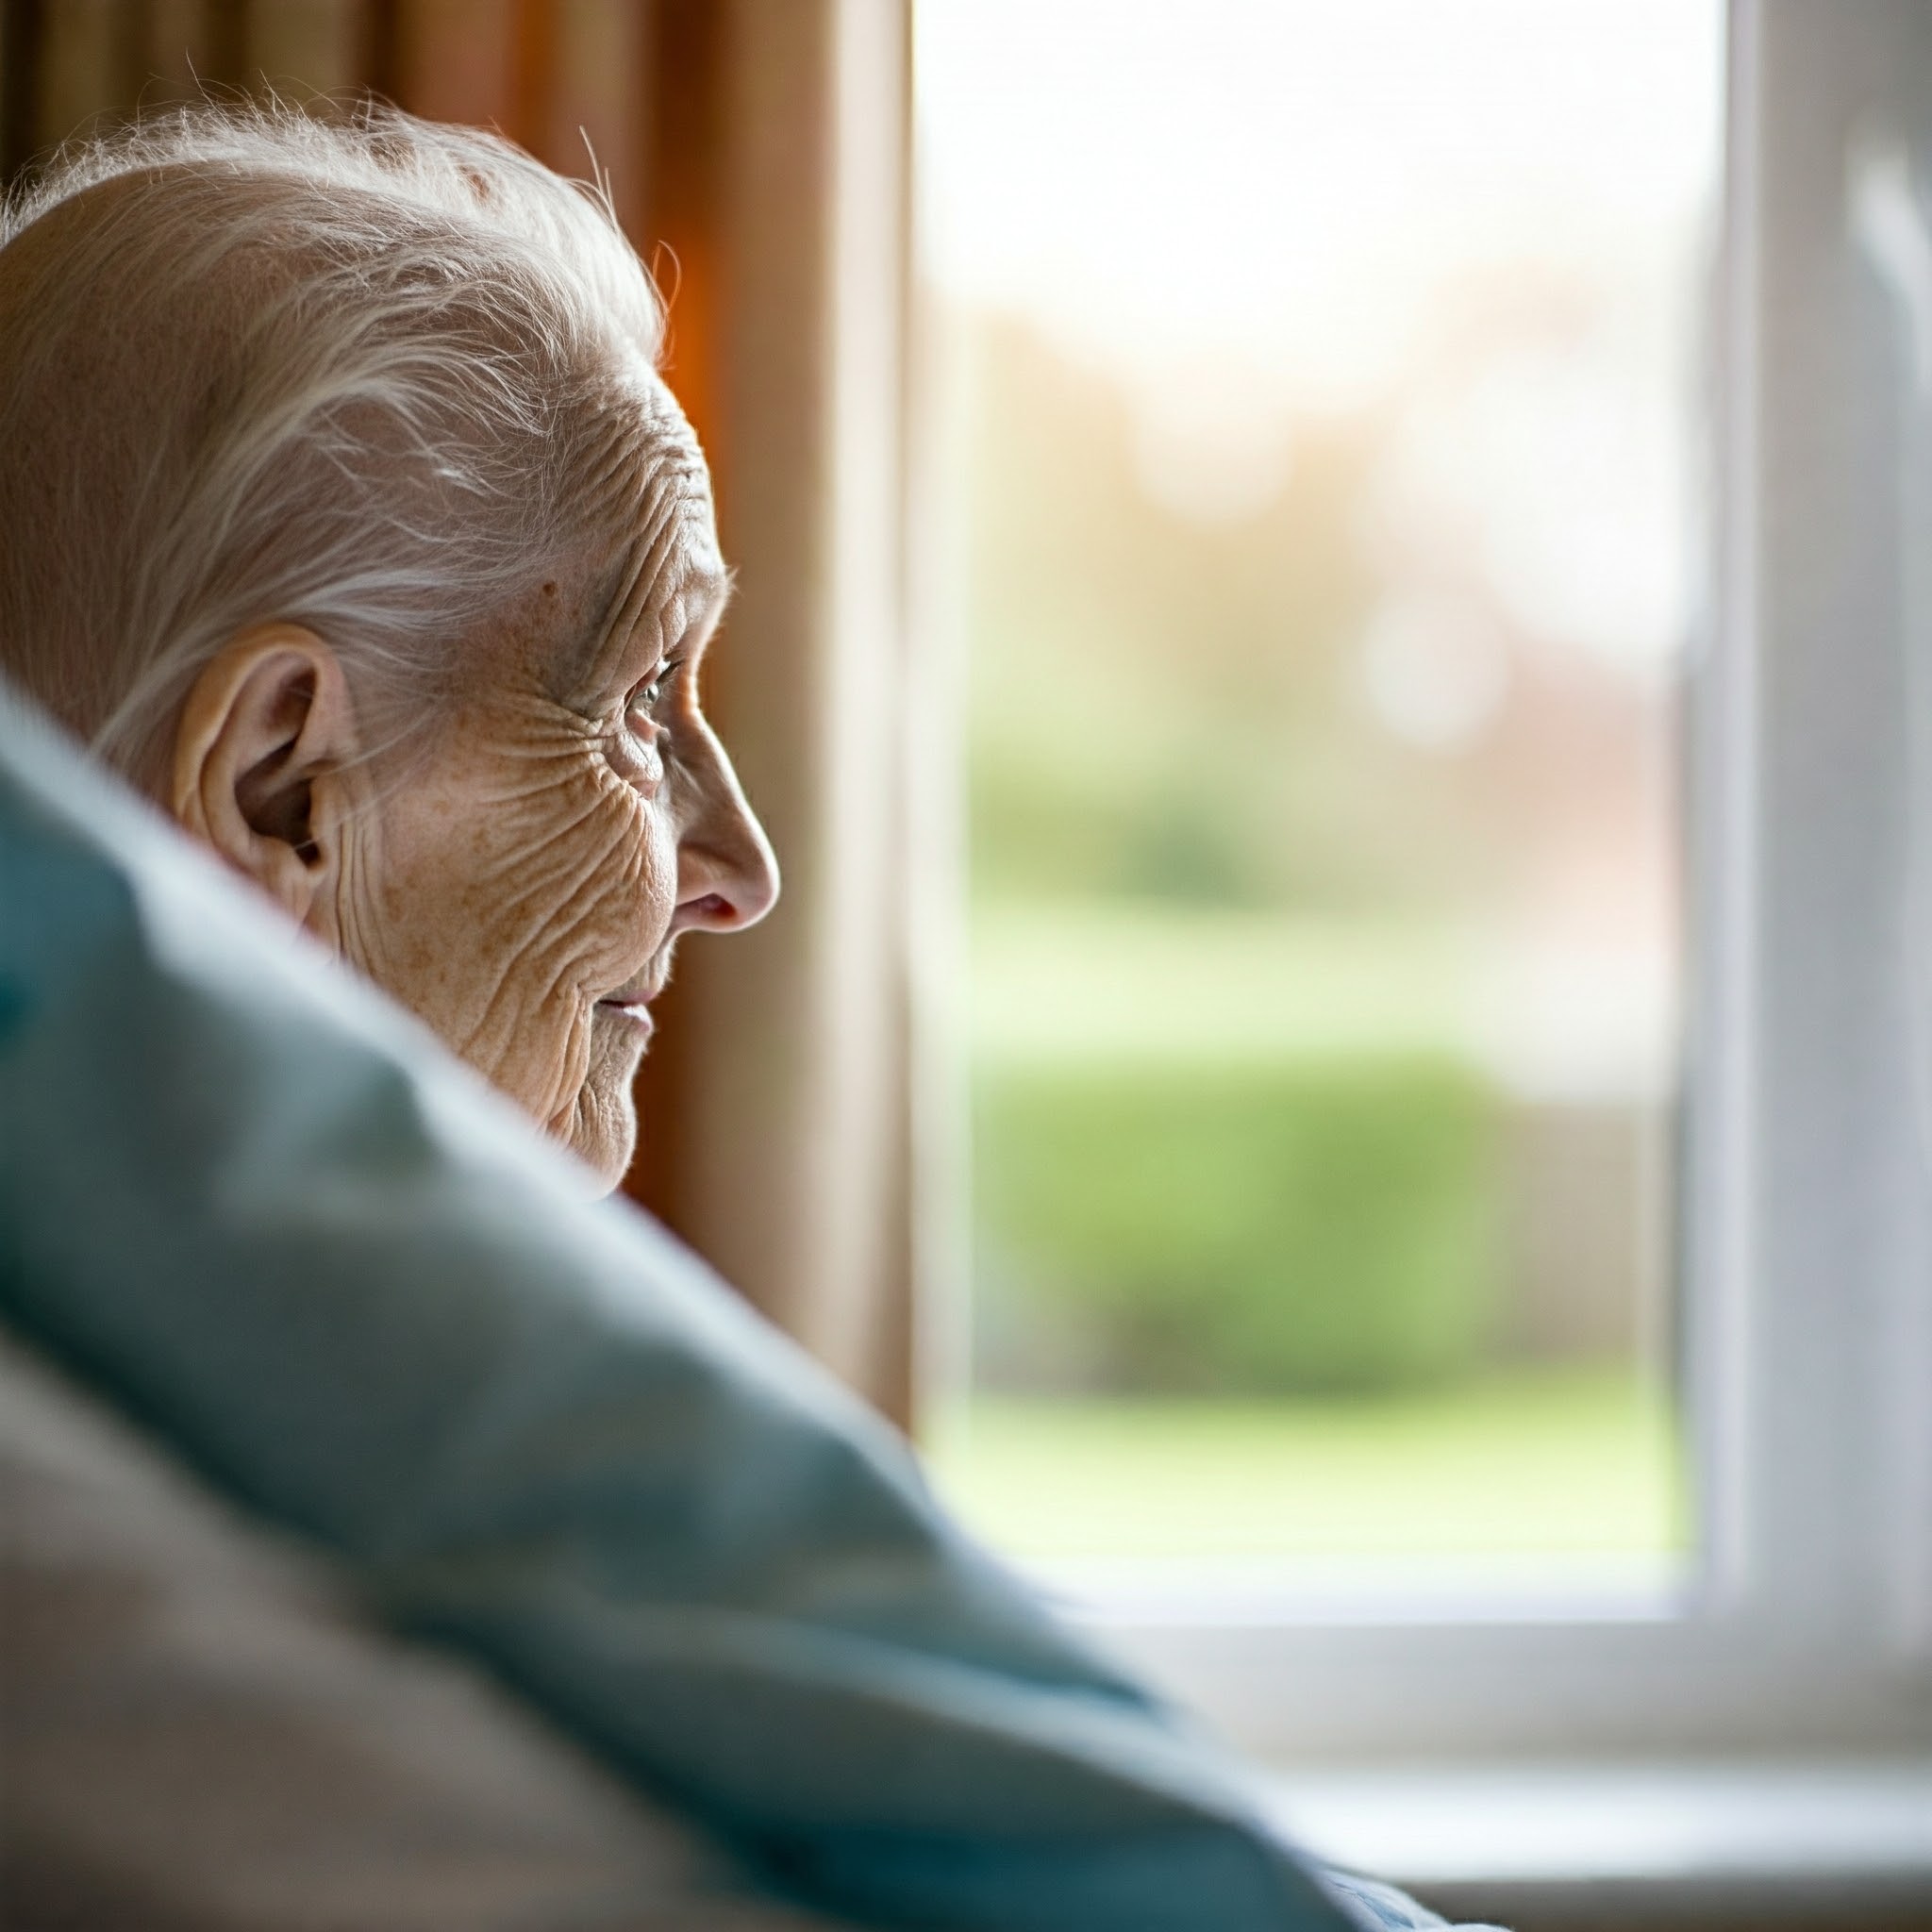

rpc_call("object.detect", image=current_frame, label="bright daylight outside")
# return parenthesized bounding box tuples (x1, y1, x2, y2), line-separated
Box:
(918, 0, 1724, 1591)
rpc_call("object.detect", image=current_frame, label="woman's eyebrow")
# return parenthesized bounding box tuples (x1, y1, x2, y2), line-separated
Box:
(585, 570, 730, 707)
(677, 572, 734, 660)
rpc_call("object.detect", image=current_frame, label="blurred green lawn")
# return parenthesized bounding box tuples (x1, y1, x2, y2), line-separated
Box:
(925, 1367, 1686, 1563)
(971, 905, 1479, 1069)
(955, 908, 1682, 1564)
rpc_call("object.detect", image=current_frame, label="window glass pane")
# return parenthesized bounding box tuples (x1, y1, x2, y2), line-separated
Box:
(916, 0, 1723, 1591)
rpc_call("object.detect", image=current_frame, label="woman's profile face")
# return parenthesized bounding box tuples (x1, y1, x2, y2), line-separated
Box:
(324, 402, 778, 1189)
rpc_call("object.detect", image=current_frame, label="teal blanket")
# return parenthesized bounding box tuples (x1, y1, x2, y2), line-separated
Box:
(0, 685, 1464, 1931)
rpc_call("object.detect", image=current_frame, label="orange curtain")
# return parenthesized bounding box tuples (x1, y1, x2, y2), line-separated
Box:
(0, 0, 921, 1426)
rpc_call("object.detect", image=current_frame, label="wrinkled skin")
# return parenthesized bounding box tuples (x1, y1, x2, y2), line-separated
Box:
(172, 383, 778, 1191)
(335, 402, 774, 1183)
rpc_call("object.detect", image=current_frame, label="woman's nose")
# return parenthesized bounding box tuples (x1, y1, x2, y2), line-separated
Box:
(674, 741, 780, 935)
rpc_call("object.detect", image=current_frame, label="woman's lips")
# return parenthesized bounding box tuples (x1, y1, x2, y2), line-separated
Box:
(596, 996, 655, 1035)
(599, 963, 667, 1034)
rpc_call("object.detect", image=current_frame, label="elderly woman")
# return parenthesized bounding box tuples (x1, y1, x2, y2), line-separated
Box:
(0, 106, 774, 1191)
(0, 107, 1481, 1932)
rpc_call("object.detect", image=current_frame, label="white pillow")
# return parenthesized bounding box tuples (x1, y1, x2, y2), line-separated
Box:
(0, 1332, 836, 1932)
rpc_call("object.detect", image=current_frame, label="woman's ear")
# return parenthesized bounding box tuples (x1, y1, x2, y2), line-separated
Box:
(169, 625, 364, 925)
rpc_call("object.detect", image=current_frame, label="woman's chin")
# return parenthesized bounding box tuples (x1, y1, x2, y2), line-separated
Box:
(562, 1022, 648, 1192)
(565, 1082, 638, 1194)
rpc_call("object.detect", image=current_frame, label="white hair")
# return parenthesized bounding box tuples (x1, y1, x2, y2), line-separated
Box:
(0, 101, 668, 782)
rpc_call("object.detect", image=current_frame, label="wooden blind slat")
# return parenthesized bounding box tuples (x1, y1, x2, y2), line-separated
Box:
(134, 0, 207, 108)
(532, 0, 648, 232)
(1, 0, 48, 183)
(395, 0, 515, 131)
(34, 0, 117, 151)
(248, 0, 362, 99)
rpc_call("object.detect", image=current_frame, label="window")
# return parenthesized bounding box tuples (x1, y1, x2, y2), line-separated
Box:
(911, 0, 1932, 1768)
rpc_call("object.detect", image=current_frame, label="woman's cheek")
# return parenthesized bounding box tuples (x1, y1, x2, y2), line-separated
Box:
(509, 1002, 586, 1137)
(607, 723, 665, 797)
(543, 767, 672, 977)
(605, 777, 675, 951)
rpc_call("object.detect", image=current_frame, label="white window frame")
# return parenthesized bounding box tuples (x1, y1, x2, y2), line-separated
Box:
(921, 0, 1932, 1768)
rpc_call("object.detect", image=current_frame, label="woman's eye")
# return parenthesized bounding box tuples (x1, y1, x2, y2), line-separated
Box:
(628, 664, 675, 725)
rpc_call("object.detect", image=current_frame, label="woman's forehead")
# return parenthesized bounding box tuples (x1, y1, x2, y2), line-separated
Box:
(561, 462, 723, 686)
(466, 373, 720, 707)
(629, 377, 718, 555)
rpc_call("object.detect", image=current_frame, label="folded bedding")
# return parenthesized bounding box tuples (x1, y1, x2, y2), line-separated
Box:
(0, 683, 1475, 1931)
(0, 1331, 839, 1931)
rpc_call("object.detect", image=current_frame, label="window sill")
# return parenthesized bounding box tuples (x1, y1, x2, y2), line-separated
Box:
(1269, 1759, 1932, 1928)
